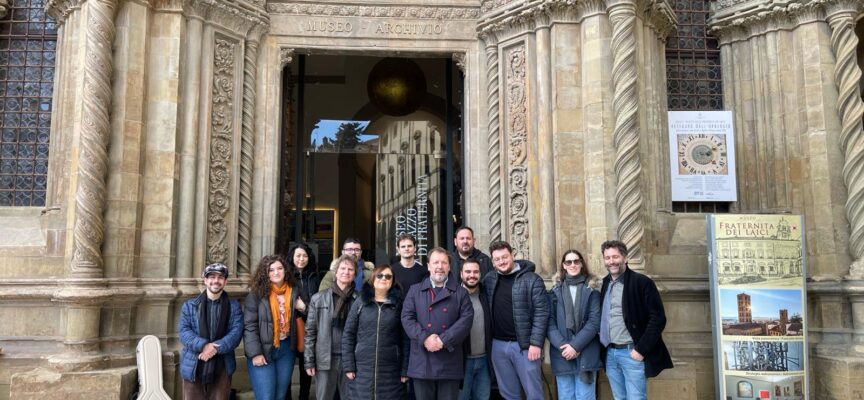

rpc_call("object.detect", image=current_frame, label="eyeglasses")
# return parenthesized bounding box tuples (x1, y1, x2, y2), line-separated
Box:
(343, 248, 362, 253)
(375, 273, 394, 281)
(563, 259, 582, 266)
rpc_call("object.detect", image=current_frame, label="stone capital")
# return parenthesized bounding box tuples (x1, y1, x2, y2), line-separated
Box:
(183, 0, 269, 38)
(280, 47, 296, 68)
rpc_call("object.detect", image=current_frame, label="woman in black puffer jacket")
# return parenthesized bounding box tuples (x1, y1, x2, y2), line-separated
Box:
(342, 265, 408, 400)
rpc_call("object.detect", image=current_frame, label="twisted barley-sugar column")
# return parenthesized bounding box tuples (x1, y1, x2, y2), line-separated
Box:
(71, 0, 117, 277)
(238, 38, 259, 278)
(607, 0, 644, 267)
(827, 5, 864, 277)
(484, 33, 503, 242)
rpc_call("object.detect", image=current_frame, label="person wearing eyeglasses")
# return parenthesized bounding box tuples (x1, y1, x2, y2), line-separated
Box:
(482, 240, 549, 400)
(342, 265, 409, 400)
(320, 237, 375, 292)
(547, 250, 603, 399)
(401, 247, 473, 400)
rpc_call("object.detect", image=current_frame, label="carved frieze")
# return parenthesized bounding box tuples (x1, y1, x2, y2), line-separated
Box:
(207, 38, 237, 265)
(708, 0, 855, 41)
(267, 2, 480, 19)
(504, 45, 529, 258)
(478, 0, 676, 42)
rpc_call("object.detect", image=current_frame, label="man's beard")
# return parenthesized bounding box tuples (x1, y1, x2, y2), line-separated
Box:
(463, 279, 478, 289)
(431, 273, 447, 285)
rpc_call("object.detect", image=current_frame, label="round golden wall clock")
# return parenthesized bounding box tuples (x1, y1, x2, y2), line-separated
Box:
(677, 133, 728, 175)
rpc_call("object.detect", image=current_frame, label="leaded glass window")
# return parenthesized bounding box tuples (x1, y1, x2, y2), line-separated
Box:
(667, 0, 728, 213)
(0, 0, 56, 206)
(666, 0, 722, 111)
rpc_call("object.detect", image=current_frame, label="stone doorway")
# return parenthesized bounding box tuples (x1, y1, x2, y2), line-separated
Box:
(277, 53, 465, 269)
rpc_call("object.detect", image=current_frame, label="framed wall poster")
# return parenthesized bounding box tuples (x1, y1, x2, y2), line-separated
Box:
(708, 214, 808, 400)
(669, 111, 738, 201)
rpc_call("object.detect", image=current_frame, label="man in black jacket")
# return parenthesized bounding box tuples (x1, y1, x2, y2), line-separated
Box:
(451, 226, 494, 282)
(599, 240, 673, 400)
(482, 241, 548, 400)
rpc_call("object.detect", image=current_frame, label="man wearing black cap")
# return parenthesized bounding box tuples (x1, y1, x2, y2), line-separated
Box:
(178, 263, 244, 400)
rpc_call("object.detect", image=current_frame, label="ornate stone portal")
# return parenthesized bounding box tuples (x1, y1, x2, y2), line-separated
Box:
(1, 0, 864, 398)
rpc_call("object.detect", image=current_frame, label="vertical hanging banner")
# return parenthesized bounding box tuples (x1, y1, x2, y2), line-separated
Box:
(707, 214, 808, 400)
(669, 111, 737, 201)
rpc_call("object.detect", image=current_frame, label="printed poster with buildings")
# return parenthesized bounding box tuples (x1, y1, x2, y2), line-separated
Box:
(669, 111, 737, 201)
(707, 214, 808, 400)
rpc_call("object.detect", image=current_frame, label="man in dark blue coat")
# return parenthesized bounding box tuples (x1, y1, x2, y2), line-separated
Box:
(402, 247, 474, 400)
(599, 240, 673, 400)
(178, 263, 244, 400)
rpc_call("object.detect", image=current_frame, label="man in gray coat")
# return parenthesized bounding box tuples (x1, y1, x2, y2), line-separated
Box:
(304, 255, 358, 399)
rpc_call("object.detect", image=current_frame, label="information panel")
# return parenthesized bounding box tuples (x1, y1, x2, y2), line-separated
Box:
(708, 214, 808, 400)
(669, 111, 737, 201)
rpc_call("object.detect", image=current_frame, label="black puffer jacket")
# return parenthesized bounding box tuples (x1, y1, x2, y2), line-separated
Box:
(482, 260, 549, 350)
(342, 283, 408, 400)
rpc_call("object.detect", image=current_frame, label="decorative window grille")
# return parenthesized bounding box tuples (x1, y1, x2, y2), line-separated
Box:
(666, 0, 728, 213)
(0, 0, 56, 206)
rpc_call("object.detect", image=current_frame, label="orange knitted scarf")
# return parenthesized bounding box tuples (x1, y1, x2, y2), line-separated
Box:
(269, 283, 292, 348)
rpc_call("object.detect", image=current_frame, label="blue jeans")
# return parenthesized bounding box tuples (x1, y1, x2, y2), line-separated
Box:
(247, 339, 296, 400)
(459, 356, 491, 400)
(605, 346, 646, 400)
(556, 371, 596, 400)
(490, 339, 543, 400)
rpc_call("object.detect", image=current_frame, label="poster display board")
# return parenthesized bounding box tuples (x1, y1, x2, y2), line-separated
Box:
(707, 214, 808, 400)
(669, 111, 737, 201)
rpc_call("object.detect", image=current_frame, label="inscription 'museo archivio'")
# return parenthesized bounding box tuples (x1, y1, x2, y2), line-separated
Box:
(375, 22, 442, 35)
(301, 20, 354, 33)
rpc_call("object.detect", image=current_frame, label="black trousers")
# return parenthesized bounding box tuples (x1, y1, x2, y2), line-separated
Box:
(413, 378, 460, 400)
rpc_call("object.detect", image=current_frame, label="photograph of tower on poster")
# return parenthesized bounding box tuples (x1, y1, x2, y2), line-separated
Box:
(394, 175, 430, 257)
(719, 289, 803, 337)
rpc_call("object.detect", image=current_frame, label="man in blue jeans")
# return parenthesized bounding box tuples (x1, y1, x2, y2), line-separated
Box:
(459, 258, 492, 400)
(599, 240, 673, 399)
(482, 241, 549, 400)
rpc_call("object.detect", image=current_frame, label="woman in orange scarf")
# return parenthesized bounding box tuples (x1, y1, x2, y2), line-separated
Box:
(244, 254, 307, 400)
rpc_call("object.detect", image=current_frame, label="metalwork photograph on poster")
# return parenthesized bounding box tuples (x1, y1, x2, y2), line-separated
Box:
(708, 214, 809, 399)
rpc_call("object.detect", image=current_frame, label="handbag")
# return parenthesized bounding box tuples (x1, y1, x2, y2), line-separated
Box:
(295, 317, 306, 352)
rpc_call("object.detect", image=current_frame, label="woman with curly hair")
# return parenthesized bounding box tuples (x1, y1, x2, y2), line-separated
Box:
(547, 249, 603, 399)
(286, 242, 319, 400)
(244, 254, 307, 400)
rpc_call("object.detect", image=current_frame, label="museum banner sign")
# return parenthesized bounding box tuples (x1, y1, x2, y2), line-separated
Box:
(668, 111, 737, 201)
(707, 214, 808, 400)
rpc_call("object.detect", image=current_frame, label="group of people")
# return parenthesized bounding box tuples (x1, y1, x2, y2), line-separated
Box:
(179, 226, 673, 400)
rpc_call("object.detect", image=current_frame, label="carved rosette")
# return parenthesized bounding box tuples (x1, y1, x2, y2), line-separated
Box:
(505, 45, 529, 258)
(237, 39, 258, 277)
(608, 0, 645, 267)
(826, 5, 864, 277)
(483, 34, 503, 242)
(71, 0, 117, 277)
(207, 39, 236, 265)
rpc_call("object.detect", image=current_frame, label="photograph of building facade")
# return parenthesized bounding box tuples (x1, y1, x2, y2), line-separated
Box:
(1, 0, 864, 398)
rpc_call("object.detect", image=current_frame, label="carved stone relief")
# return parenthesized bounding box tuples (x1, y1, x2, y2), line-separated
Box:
(505, 45, 529, 258)
(207, 38, 237, 265)
(266, 3, 480, 19)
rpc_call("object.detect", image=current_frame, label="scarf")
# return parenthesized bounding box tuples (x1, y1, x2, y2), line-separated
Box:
(562, 274, 586, 333)
(196, 291, 229, 387)
(331, 282, 355, 322)
(269, 283, 292, 348)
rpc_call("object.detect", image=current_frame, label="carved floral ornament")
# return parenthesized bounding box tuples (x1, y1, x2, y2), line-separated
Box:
(505, 44, 530, 257)
(267, 2, 480, 19)
(477, 0, 676, 41)
(207, 38, 238, 265)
